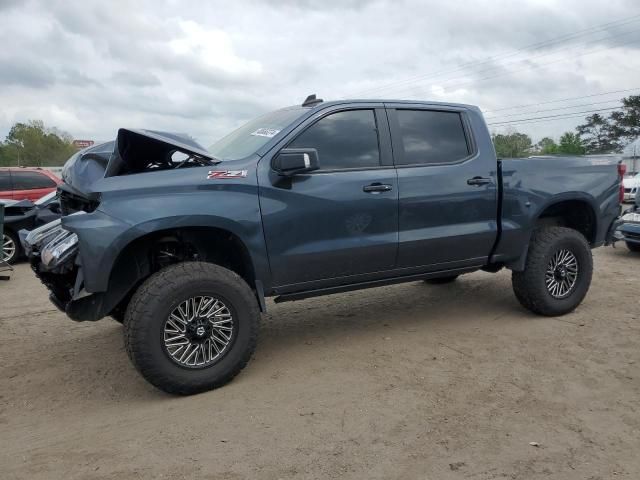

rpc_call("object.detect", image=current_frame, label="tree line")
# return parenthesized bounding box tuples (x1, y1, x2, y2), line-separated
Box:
(493, 95, 640, 157)
(0, 120, 77, 167)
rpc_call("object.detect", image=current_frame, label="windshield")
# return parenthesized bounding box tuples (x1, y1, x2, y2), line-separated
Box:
(208, 107, 307, 161)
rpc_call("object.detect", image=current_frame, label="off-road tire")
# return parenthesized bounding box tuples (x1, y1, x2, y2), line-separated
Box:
(2, 230, 20, 265)
(124, 262, 260, 395)
(424, 275, 459, 284)
(512, 227, 592, 316)
(625, 241, 640, 253)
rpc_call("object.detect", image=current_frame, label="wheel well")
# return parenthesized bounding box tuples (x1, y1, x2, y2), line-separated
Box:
(536, 200, 597, 244)
(106, 227, 255, 317)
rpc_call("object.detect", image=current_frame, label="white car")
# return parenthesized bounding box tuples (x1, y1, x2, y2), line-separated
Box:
(623, 173, 640, 202)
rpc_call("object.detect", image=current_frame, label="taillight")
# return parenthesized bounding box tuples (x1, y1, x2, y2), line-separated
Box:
(619, 162, 627, 177)
(618, 162, 627, 204)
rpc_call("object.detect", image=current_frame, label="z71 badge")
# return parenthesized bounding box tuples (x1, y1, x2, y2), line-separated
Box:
(207, 170, 248, 179)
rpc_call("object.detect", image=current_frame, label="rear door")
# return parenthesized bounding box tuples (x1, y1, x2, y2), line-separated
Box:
(387, 105, 498, 270)
(0, 171, 13, 199)
(11, 171, 58, 201)
(259, 106, 399, 288)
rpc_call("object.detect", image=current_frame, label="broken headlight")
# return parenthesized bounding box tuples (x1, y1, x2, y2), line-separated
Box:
(41, 230, 79, 269)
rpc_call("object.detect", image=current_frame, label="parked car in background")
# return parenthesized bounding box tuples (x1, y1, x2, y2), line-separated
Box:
(0, 167, 62, 201)
(1, 192, 61, 264)
(623, 172, 640, 202)
(613, 192, 640, 252)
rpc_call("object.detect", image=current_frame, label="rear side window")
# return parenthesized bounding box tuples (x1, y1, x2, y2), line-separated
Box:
(288, 109, 380, 170)
(395, 110, 470, 165)
(11, 171, 57, 190)
(0, 172, 11, 190)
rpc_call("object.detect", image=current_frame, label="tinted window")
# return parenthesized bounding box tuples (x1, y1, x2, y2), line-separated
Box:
(0, 172, 11, 190)
(289, 110, 380, 170)
(12, 171, 56, 190)
(395, 110, 470, 165)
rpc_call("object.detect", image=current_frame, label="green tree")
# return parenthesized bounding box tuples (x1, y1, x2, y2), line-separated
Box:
(0, 120, 77, 167)
(609, 95, 640, 142)
(536, 137, 559, 154)
(558, 132, 585, 155)
(492, 131, 533, 158)
(576, 113, 619, 153)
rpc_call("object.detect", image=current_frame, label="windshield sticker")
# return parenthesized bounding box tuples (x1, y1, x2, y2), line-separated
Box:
(250, 128, 280, 138)
(207, 170, 248, 179)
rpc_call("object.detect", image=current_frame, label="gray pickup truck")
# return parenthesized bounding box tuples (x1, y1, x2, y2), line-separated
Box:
(24, 96, 623, 394)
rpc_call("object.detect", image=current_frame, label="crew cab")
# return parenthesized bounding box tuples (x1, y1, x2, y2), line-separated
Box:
(24, 96, 623, 395)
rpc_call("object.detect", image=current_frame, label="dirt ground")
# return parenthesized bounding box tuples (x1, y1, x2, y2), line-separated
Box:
(1, 246, 639, 480)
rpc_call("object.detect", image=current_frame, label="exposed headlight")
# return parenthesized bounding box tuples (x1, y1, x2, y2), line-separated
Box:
(41, 230, 79, 269)
(621, 212, 640, 223)
(24, 219, 63, 251)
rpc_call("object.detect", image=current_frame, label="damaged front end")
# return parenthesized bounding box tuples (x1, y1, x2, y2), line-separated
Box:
(24, 128, 220, 321)
(23, 214, 85, 314)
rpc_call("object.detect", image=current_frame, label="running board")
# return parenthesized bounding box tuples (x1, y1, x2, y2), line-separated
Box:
(273, 266, 480, 303)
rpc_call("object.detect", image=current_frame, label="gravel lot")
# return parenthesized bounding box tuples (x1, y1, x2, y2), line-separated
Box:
(1, 246, 639, 479)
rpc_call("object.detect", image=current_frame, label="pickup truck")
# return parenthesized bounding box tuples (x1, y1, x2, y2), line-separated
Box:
(24, 96, 623, 395)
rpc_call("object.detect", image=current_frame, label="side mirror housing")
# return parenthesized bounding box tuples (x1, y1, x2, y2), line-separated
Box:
(272, 148, 319, 176)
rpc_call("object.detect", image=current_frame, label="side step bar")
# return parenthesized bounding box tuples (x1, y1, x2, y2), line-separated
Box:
(273, 266, 480, 303)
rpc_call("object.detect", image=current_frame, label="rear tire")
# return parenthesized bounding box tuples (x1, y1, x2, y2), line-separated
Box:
(2, 230, 20, 265)
(626, 241, 640, 253)
(424, 275, 459, 284)
(124, 262, 260, 395)
(512, 227, 592, 316)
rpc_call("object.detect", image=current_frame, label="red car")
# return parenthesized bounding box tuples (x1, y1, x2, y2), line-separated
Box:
(0, 167, 62, 201)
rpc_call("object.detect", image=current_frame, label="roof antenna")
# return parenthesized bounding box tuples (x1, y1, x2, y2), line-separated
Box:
(302, 94, 323, 107)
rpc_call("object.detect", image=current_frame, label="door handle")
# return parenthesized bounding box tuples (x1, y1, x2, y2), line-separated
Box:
(467, 176, 493, 186)
(363, 183, 393, 193)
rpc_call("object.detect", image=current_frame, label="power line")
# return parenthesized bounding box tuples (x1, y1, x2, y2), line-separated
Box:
(487, 107, 620, 126)
(387, 28, 640, 96)
(353, 14, 640, 97)
(483, 87, 640, 113)
(484, 99, 623, 120)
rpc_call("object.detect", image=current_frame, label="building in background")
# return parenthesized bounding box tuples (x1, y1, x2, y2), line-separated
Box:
(72, 140, 94, 150)
(623, 138, 640, 175)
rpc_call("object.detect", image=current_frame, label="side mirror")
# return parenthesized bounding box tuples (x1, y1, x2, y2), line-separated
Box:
(272, 148, 319, 176)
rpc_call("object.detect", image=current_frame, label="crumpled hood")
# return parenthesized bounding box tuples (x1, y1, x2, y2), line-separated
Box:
(104, 129, 217, 178)
(60, 129, 218, 197)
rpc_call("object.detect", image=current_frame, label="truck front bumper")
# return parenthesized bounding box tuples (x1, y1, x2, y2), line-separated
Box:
(22, 217, 106, 322)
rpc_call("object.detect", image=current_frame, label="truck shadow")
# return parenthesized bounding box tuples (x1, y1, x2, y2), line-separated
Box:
(256, 273, 529, 356)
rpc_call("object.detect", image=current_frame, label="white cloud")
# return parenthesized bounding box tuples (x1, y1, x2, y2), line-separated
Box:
(0, 0, 639, 147)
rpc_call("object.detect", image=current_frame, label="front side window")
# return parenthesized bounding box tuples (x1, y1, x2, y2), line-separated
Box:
(288, 109, 380, 170)
(11, 171, 56, 190)
(395, 110, 470, 165)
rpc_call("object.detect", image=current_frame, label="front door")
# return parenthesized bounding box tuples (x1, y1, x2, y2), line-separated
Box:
(259, 107, 399, 288)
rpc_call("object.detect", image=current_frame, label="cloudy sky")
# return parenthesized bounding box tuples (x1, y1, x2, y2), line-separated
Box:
(1, 0, 639, 146)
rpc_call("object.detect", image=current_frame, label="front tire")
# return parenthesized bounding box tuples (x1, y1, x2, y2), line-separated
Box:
(124, 262, 259, 395)
(626, 241, 640, 253)
(512, 227, 592, 316)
